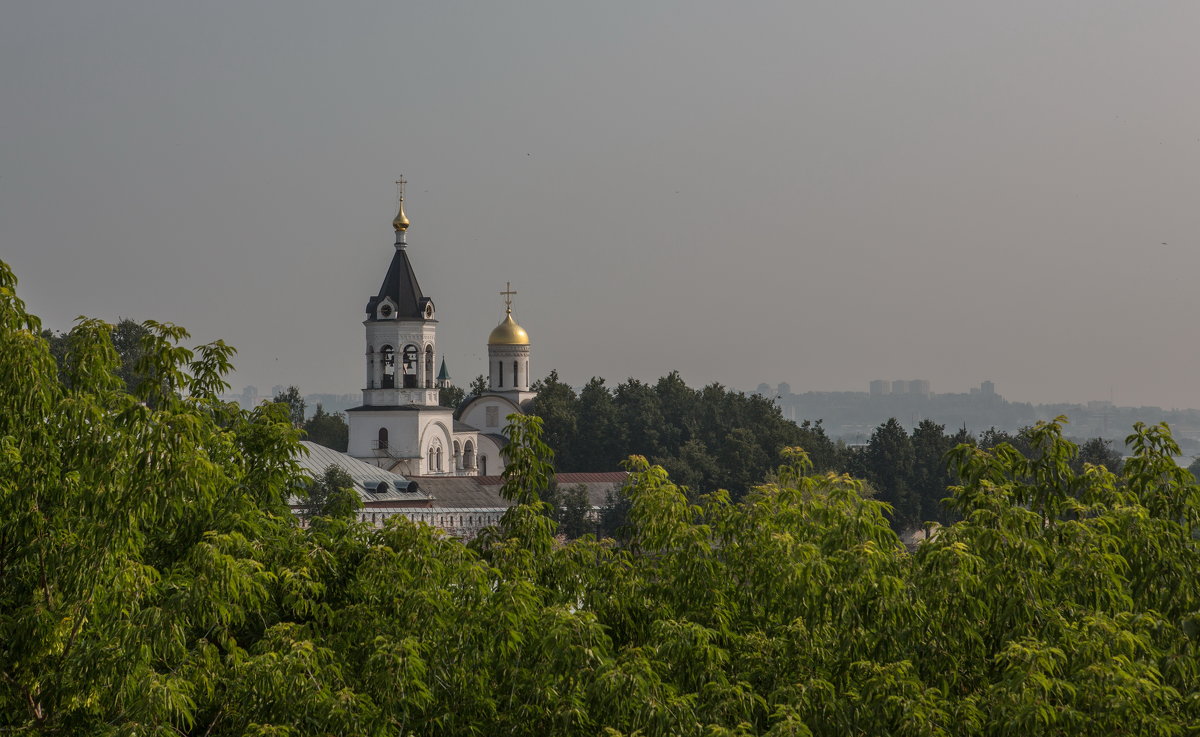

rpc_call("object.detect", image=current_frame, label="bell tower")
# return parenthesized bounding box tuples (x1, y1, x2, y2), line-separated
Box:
(347, 181, 455, 474)
(361, 178, 440, 407)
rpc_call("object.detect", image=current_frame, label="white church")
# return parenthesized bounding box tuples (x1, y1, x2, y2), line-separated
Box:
(344, 182, 536, 478)
(289, 182, 627, 537)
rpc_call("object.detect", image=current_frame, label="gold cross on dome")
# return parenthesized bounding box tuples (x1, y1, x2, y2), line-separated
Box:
(395, 177, 407, 201)
(500, 282, 517, 310)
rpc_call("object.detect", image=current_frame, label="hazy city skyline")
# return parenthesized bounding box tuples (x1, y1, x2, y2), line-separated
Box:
(4, 2, 1199, 408)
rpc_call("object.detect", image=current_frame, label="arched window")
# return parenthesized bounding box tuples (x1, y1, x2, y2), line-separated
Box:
(498, 361, 503, 387)
(513, 360, 519, 387)
(377, 427, 388, 449)
(480, 455, 487, 476)
(380, 345, 395, 389)
(436, 447, 443, 472)
(428, 446, 435, 472)
(453, 440, 461, 470)
(402, 344, 419, 388)
(463, 441, 475, 469)
(424, 345, 434, 388)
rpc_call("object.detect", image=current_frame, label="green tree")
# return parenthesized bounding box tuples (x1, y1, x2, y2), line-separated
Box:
(715, 426, 769, 498)
(109, 317, 152, 392)
(654, 370, 697, 451)
(576, 377, 623, 470)
(910, 419, 954, 523)
(303, 403, 349, 452)
(42, 317, 152, 393)
(439, 383, 466, 410)
(543, 483, 595, 539)
(865, 417, 917, 529)
(301, 464, 359, 520)
(0, 260, 306, 733)
(614, 377, 667, 458)
(597, 482, 634, 541)
(468, 373, 488, 397)
(1073, 436, 1124, 474)
(545, 371, 810, 499)
(654, 437, 721, 497)
(794, 419, 843, 473)
(979, 425, 1034, 457)
(528, 370, 579, 468)
(273, 384, 307, 426)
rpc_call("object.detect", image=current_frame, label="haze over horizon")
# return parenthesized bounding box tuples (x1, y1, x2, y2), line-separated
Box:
(4, 2, 1199, 409)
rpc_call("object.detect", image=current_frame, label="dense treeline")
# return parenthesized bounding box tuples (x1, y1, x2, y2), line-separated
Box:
(842, 421, 1123, 532)
(40, 321, 1126, 535)
(7, 261, 1200, 735)
(528, 370, 835, 499)
(528, 371, 1124, 532)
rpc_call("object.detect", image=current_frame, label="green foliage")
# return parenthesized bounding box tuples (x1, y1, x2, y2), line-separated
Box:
(5, 259, 1200, 735)
(850, 420, 1129, 532)
(1187, 455, 1200, 483)
(438, 384, 466, 411)
(41, 317, 152, 393)
(272, 385, 307, 426)
(909, 419, 956, 525)
(528, 370, 579, 467)
(577, 377, 625, 469)
(468, 373, 488, 398)
(531, 369, 819, 500)
(597, 483, 634, 542)
(978, 426, 1034, 457)
(301, 464, 359, 520)
(303, 404, 349, 452)
(1074, 436, 1123, 475)
(864, 418, 917, 528)
(0, 260, 304, 734)
(544, 483, 596, 539)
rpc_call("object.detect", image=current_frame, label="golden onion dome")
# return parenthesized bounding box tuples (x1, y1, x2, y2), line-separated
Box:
(488, 310, 530, 346)
(392, 198, 410, 232)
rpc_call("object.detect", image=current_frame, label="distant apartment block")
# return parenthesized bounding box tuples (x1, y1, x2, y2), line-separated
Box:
(879, 379, 931, 397)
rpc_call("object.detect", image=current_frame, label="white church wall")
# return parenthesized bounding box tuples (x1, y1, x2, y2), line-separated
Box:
(417, 418, 454, 475)
(348, 408, 453, 469)
(459, 395, 523, 435)
(473, 433, 506, 477)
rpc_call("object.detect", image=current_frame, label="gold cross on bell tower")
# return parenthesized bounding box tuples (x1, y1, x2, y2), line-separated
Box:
(392, 176, 410, 235)
(500, 282, 517, 312)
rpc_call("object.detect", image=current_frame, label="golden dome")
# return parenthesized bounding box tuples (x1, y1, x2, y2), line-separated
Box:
(488, 310, 530, 345)
(392, 198, 410, 232)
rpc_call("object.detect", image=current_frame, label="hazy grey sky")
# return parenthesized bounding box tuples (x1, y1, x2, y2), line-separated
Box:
(4, 1, 1199, 409)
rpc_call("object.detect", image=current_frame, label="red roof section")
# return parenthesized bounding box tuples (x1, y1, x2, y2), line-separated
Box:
(556, 472, 630, 483)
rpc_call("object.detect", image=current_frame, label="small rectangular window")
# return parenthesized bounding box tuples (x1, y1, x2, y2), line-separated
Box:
(486, 406, 499, 427)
